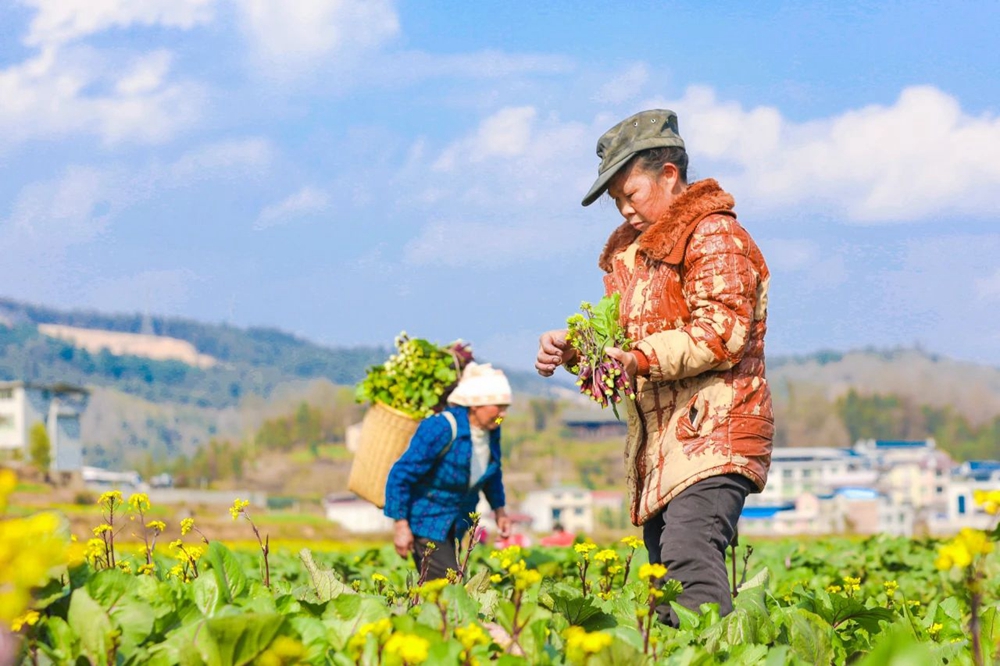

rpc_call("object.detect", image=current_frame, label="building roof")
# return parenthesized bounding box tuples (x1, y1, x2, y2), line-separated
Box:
(741, 504, 795, 519)
(834, 487, 881, 500)
(0, 380, 90, 394)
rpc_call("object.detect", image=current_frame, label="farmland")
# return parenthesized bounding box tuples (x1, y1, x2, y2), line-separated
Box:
(2, 478, 999, 665)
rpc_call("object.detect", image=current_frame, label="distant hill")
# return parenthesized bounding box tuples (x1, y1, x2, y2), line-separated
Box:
(0, 297, 560, 409)
(769, 347, 1000, 427)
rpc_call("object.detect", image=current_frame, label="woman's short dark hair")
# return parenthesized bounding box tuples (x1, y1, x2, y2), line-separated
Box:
(634, 146, 689, 183)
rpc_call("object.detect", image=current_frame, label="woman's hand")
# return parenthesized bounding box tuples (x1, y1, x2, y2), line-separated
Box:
(495, 508, 512, 539)
(393, 520, 414, 558)
(605, 347, 638, 378)
(535, 329, 578, 376)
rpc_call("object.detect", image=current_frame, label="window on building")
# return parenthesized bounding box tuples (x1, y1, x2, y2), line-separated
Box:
(552, 508, 562, 521)
(0, 389, 12, 400)
(782, 469, 793, 480)
(574, 508, 584, 516)
(802, 469, 812, 478)
(958, 496, 966, 515)
(0, 415, 12, 430)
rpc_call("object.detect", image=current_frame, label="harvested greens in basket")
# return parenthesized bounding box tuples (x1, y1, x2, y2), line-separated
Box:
(355, 332, 474, 419)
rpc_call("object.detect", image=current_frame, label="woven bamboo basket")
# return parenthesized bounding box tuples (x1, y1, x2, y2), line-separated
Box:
(348, 402, 421, 507)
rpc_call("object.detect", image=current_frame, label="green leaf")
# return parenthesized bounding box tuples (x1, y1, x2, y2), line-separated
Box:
(196, 613, 285, 666)
(786, 609, 834, 665)
(108, 595, 157, 656)
(193, 575, 222, 616)
(538, 583, 614, 628)
(299, 548, 355, 602)
(37, 616, 79, 664)
(322, 595, 390, 651)
(68, 587, 116, 666)
(205, 541, 248, 604)
(670, 601, 704, 633)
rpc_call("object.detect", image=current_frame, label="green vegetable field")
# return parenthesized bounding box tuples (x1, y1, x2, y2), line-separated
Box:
(3, 479, 1000, 665)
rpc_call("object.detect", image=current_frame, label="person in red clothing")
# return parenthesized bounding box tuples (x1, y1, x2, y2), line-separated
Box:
(539, 523, 576, 547)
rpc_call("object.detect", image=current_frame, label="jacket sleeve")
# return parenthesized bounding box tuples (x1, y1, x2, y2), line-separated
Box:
(481, 429, 506, 511)
(383, 414, 452, 521)
(633, 217, 762, 382)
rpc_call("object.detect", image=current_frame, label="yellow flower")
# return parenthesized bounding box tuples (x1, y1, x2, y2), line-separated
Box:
(146, 520, 166, 533)
(0, 468, 17, 514)
(513, 569, 542, 591)
(973, 489, 1000, 515)
(564, 627, 612, 664)
(257, 636, 307, 666)
(371, 572, 388, 583)
(384, 632, 430, 664)
(573, 542, 597, 556)
(826, 585, 842, 594)
(128, 493, 150, 512)
(638, 563, 667, 581)
(97, 490, 123, 508)
(169, 539, 184, 550)
(620, 535, 643, 549)
(180, 518, 195, 535)
(929, 623, 943, 636)
(116, 560, 133, 574)
(229, 498, 250, 520)
(138, 563, 155, 576)
(92, 523, 112, 536)
(417, 578, 449, 603)
(11, 609, 39, 632)
(883, 580, 898, 596)
(0, 512, 69, 623)
(607, 565, 623, 575)
(489, 574, 502, 583)
(455, 623, 489, 651)
(935, 528, 994, 571)
(594, 549, 618, 564)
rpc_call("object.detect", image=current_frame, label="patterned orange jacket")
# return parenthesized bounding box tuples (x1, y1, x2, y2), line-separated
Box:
(599, 179, 773, 525)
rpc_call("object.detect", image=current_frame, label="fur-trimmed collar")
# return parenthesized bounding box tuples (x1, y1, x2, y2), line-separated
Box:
(598, 179, 735, 272)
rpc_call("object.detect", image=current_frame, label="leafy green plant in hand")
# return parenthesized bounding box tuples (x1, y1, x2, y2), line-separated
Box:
(355, 332, 473, 419)
(566, 294, 635, 418)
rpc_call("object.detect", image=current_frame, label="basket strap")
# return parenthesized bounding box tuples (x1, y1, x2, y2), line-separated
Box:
(438, 411, 458, 459)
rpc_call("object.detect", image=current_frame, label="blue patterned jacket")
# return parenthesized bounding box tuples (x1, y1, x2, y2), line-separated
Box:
(383, 405, 505, 542)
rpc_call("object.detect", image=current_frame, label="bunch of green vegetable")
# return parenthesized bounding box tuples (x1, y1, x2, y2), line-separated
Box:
(355, 332, 473, 418)
(566, 293, 635, 417)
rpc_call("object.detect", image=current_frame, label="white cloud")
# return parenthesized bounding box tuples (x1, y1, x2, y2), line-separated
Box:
(0, 1, 214, 148)
(254, 186, 331, 230)
(237, 0, 399, 75)
(644, 85, 1000, 222)
(596, 62, 649, 104)
(2, 137, 272, 247)
(18, 0, 215, 47)
(166, 138, 273, 182)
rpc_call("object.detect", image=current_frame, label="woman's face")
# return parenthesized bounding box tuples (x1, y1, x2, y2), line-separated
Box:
(469, 404, 509, 430)
(607, 160, 680, 233)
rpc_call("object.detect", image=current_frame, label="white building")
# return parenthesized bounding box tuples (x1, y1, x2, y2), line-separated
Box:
(749, 447, 876, 506)
(0, 381, 89, 473)
(934, 461, 1000, 535)
(522, 486, 594, 534)
(324, 493, 395, 534)
(854, 439, 953, 525)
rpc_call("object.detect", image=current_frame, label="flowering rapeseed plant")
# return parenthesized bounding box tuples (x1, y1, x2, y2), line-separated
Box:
(564, 626, 612, 665)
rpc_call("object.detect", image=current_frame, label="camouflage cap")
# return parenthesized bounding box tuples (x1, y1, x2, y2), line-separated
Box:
(581, 109, 685, 207)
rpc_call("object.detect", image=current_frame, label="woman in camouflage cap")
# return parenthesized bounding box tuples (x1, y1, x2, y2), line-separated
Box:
(535, 109, 773, 626)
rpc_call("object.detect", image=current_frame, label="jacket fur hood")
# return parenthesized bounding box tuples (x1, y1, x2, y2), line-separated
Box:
(598, 179, 735, 272)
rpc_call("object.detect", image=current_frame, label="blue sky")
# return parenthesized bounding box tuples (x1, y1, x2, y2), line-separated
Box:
(1, 0, 999, 371)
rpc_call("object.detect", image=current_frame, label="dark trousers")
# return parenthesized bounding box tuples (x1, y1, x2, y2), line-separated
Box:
(642, 473, 753, 627)
(412, 528, 459, 582)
